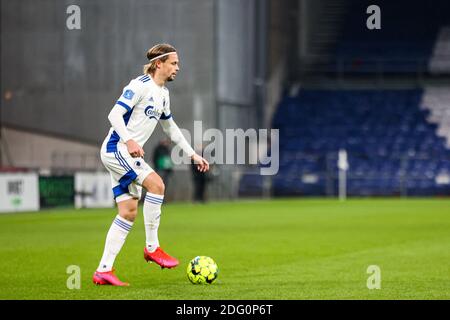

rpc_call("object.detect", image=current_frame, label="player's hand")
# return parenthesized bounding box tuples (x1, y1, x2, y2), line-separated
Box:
(191, 153, 209, 173)
(126, 139, 145, 158)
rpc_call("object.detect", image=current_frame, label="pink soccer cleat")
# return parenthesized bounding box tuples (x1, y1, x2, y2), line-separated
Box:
(144, 247, 179, 269)
(92, 269, 129, 286)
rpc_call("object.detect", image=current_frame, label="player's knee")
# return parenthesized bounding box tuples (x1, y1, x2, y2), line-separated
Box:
(144, 173, 165, 195)
(156, 180, 165, 194)
(118, 203, 138, 222)
(149, 179, 165, 195)
(120, 208, 137, 222)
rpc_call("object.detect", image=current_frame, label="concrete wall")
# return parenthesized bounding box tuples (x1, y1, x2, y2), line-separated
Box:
(1, 126, 101, 171)
(1, 0, 215, 147)
(266, 0, 296, 127)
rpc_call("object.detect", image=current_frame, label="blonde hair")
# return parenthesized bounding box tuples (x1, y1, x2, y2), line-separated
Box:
(143, 43, 177, 75)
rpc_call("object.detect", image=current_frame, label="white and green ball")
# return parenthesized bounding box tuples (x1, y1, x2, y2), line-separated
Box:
(186, 256, 219, 284)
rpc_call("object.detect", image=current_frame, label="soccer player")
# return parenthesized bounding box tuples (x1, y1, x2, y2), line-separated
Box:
(93, 44, 209, 286)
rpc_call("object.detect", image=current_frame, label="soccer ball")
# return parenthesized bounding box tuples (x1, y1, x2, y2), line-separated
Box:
(186, 256, 219, 284)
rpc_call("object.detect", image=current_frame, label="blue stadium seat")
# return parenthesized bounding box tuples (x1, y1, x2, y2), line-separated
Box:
(244, 89, 450, 197)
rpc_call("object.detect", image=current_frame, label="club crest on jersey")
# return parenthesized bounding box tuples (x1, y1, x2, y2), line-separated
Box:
(144, 105, 161, 120)
(123, 89, 135, 100)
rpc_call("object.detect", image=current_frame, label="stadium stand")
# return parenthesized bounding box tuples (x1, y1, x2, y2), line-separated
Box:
(238, 0, 450, 197)
(429, 27, 450, 74)
(421, 87, 450, 149)
(240, 89, 450, 197)
(333, 0, 450, 73)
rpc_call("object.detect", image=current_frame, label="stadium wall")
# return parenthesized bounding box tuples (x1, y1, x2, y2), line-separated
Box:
(0, 126, 101, 172)
(1, 0, 215, 144)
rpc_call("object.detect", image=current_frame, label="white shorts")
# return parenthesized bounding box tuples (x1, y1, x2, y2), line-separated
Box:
(100, 144, 154, 203)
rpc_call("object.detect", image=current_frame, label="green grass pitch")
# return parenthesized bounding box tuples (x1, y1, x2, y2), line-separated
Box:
(0, 198, 449, 300)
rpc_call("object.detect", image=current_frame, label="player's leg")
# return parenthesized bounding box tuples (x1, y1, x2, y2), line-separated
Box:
(110, 150, 178, 269)
(142, 172, 164, 252)
(141, 172, 179, 268)
(93, 197, 138, 286)
(93, 150, 140, 286)
(97, 197, 138, 271)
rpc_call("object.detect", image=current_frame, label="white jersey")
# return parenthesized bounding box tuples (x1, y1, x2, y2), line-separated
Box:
(100, 74, 194, 202)
(103, 74, 173, 153)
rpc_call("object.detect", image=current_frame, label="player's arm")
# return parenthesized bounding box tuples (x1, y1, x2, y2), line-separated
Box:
(160, 117, 209, 172)
(107, 107, 144, 157)
(108, 81, 145, 157)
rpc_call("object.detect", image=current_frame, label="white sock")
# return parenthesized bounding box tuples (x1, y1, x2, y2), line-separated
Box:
(97, 215, 133, 272)
(143, 192, 164, 253)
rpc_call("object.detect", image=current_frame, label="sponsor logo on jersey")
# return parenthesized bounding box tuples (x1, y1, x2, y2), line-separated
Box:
(144, 105, 162, 120)
(123, 89, 135, 100)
